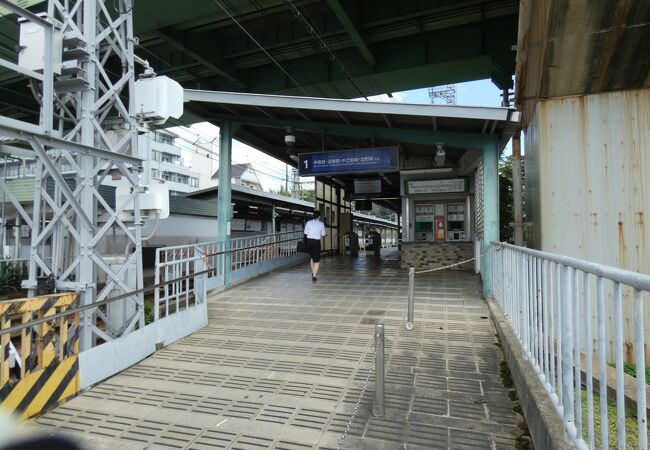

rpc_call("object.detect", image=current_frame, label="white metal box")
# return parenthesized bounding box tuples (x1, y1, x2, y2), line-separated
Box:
(134, 76, 183, 124)
(116, 182, 170, 219)
(18, 16, 62, 75)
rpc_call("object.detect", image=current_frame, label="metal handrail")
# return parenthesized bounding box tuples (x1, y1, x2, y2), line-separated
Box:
(494, 242, 650, 291)
(0, 267, 213, 337)
(490, 242, 648, 450)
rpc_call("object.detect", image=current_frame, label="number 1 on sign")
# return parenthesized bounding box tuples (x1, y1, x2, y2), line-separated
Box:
(304, 159, 309, 169)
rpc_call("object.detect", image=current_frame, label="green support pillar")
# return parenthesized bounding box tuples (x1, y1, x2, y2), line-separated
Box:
(482, 138, 499, 298)
(217, 121, 239, 288)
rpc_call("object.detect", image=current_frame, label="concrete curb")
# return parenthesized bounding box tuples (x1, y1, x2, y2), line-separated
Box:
(488, 300, 577, 450)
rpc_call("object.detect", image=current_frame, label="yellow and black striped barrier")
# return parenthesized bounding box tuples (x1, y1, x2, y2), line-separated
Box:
(0, 293, 79, 420)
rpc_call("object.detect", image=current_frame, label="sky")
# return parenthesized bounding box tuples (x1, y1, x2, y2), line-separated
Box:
(170, 78, 511, 192)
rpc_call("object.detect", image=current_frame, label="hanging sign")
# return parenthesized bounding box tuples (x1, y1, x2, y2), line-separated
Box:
(298, 147, 399, 176)
(353, 178, 382, 194)
(405, 178, 468, 194)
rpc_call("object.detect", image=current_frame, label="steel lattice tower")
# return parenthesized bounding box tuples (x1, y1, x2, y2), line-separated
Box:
(0, 0, 144, 350)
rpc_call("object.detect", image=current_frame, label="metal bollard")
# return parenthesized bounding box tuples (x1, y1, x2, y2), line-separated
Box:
(405, 267, 415, 330)
(372, 323, 385, 417)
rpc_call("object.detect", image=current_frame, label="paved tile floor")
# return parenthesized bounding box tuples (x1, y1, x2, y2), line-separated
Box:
(35, 249, 523, 449)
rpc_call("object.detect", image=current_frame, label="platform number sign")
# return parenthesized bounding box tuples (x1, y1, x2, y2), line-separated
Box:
(298, 147, 399, 176)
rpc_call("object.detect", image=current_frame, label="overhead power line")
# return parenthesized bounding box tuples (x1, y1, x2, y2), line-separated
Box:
(211, 0, 309, 95)
(282, 0, 368, 100)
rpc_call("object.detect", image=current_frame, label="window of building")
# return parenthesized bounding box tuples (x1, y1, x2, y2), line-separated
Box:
(190, 177, 199, 187)
(5, 165, 19, 177)
(154, 132, 174, 145)
(151, 169, 160, 179)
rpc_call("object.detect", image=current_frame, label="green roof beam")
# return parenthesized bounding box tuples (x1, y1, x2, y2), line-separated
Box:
(200, 112, 497, 150)
(325, 0, 377, 67)
(156, 29, 247, 90)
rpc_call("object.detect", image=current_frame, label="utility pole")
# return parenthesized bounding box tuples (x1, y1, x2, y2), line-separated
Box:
(291, 168, 301, 199)
(512, 130, 524, 246)
(285, 164, 289, 194)
(428, 85, 457, 105)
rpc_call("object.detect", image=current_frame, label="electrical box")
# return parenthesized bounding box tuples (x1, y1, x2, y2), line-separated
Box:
(116, 182, 170, 219)
(104, 255, 137, 334)
(18, 16, 62, 75)
(134, 76, 183, 125)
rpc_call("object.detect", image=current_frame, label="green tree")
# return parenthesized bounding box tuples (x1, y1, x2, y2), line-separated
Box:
(499, 156, 514, 243)
(300, 190, 315, 202)
(271, 185, 292, 197)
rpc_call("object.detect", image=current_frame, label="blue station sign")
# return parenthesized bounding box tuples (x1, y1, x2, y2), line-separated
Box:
(298, 147, 399, 176)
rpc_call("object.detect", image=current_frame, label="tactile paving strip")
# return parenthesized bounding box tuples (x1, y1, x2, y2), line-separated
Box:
(36, 250, 523, 449)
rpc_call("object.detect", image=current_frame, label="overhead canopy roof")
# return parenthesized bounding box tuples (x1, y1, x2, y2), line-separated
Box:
(183, 89, 520, 167)
(182, 89, 519, 212)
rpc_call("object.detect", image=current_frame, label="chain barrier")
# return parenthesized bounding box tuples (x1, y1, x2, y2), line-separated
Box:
(335, 340, 380, 450)
(413, 256, 479, 274)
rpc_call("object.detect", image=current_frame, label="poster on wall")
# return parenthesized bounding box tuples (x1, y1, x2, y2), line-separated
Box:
(415, 205, 433, 222)
(245, 219, 262, 232)
(406, 178, 468, 194)
(231, 218, 246, 231)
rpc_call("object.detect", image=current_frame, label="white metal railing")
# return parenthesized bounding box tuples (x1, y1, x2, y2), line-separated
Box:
(490, 242, 648, 450)
(153, 242, 219, 320)
(154, 231, 306, 317)
(230, 230, 304, 270)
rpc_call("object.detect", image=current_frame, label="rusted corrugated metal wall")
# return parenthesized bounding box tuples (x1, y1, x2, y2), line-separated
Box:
(525, 88, 650, 362)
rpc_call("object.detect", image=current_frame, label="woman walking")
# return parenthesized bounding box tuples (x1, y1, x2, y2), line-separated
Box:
(304, 210, 326, 282)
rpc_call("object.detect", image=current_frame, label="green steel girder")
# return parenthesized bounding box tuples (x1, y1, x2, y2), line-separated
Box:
(155, 28, 248, 90)
(0, 0, 518, 120)
(133, 0, 518, 98)
(324, 0, 377, 67)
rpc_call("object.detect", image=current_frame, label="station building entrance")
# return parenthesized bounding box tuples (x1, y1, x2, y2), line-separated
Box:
(183, 90, 519, 295)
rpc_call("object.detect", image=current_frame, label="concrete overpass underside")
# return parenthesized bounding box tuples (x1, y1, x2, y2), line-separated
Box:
(0, 0, 518, 121)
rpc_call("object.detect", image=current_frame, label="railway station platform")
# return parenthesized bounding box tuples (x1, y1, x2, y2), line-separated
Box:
(33, 249, 522, 449)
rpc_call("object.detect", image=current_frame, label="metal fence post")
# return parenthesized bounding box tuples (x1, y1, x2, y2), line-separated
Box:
(372, 323, 385, 417)
(405, 267, 415, 330)
(153, 249, 160, 321)
(193, 246, 206, 305)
